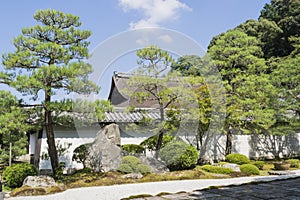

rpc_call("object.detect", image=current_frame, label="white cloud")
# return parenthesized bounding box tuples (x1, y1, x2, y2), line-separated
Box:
(119, 0, 191, 29)
(158, 34, 173, 43)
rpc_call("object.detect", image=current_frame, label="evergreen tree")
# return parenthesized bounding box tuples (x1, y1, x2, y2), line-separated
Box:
(126, 46, 196, 158)
(1, 9, 98, 175)
(0, 91, 31, 165)
(208, 30, 277, 155)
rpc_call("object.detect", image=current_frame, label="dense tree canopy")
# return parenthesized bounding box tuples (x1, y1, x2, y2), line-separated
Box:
(0, 91, 31, 165)
(1, 9, 98, 175)
(126, 46, 198, 157)
(208, 30, 277, 155)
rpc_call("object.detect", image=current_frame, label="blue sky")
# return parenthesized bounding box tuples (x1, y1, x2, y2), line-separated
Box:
(0, 0, 270, 99)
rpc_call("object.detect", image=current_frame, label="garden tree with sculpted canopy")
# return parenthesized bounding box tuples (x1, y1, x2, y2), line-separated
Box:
(208, 30, 277, 155)
(0, 91, 32, 165)
(259, 0, 300, 57)
(269, 47, 300, 135)
(171, 55, 222, 163)
(235, 18, 283, 59)
(1, 9, 98, 175)
(126, 46, 197, 158)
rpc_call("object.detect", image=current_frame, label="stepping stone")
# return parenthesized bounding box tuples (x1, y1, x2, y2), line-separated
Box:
(268, 171, 296, 175)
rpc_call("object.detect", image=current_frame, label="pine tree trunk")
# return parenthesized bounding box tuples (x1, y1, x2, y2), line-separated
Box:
(44, 91, 59, 176)
(154, 102, 165, 158)
(225, 127, 233, 156)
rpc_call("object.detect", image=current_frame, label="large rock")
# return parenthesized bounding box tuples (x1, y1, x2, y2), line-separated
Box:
(87, 124, 122, 172)
(222, 163, 240, 172)
(23, 176, 56, 188)
(140, 156, 169, 174)
(122, 173, 143, 179)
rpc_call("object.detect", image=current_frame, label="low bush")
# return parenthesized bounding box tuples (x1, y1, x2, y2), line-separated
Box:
(121, 144, 145, 155)
(135, 164, 151, 175)
(251, 161, 265, 170)
(159, 141, 199, 171)
(117, 156, 151, 175)
(117, 164, 134, 174)
(200, 165, 234, 174)
(225, 154, 250, 165)
(121, 156, 141, 167)
(3, 163, 38, 188)
(240, 164, 260, 175)
(140, 134, 175, 151)
(72, 143, 90, 168)
(286, 159, 299, 168)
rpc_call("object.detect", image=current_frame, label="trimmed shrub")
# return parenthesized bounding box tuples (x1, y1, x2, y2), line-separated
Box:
(136, 164, 151, 175)
(200, 165, 234, 174)
(3, 163, 38, 188)
(140, 134, 175, 151)
(159, 141, 199, 171)
(121, 144, 145, 155)
(72, 143, 90, 168)
(286, 159, 299, 168)
(225, 153, 250, 165)
(240, 164, 260, 175)
(121, 156, 141, 167)
(117, 164, 134, 174)
(251, 161, 265, 170)
(117, 156, 151, 175)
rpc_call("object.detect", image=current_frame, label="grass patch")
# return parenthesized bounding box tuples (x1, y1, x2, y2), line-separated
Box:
(157, 192, 171, 196)
(120, 194, 153, 200)
(10, 186, 47, 197)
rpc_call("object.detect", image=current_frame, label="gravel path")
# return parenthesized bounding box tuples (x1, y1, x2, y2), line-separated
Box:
(7, 170, 300, 200)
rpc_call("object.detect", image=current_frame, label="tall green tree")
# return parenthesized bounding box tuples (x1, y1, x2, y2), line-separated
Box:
(208, 30, 277, 155)
(0, 91, 31, 165)
(171, 55, 213, 161)
(126, 46, 196, 158)
(1, 9, 98, 175)
(270, 49, 300, 134)
(259, 0, 300, 57)
(236, 18, 283, 59)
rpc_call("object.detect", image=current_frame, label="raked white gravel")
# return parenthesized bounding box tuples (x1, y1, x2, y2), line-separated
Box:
(7, 170, 300, 200)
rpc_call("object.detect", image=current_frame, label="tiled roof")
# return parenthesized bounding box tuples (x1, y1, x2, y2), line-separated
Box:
(102, 109, 163, 123)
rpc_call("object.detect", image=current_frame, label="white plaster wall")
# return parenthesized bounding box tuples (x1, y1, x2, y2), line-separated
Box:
(29, 132, 37, 155)
(38, 127, 300, 170)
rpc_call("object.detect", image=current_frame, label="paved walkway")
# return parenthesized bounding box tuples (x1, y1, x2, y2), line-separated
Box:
(138, 177, 300, 200)
(7, 170, 300, 200)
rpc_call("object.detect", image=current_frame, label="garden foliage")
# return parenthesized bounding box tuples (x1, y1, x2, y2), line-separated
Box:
(225, 153, 250, 165)
(159, 141, 198, 171)
(240, 164, 260, 175)
(3, 163, 38, 188)
(117, 156, 151, 175)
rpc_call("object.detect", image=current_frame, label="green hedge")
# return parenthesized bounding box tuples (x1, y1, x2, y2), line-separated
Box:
(117, 156, 151, 175)
(225, 153, 250, 165)
(3, 163, 38, 188)
(159, 141, 198, 171)
(117, 164, 134, 174)
(200, 165, 234, 174)
(240, 164, 260, 175)
(286, 159, 299, 168)
(251, 161, 265, 170)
